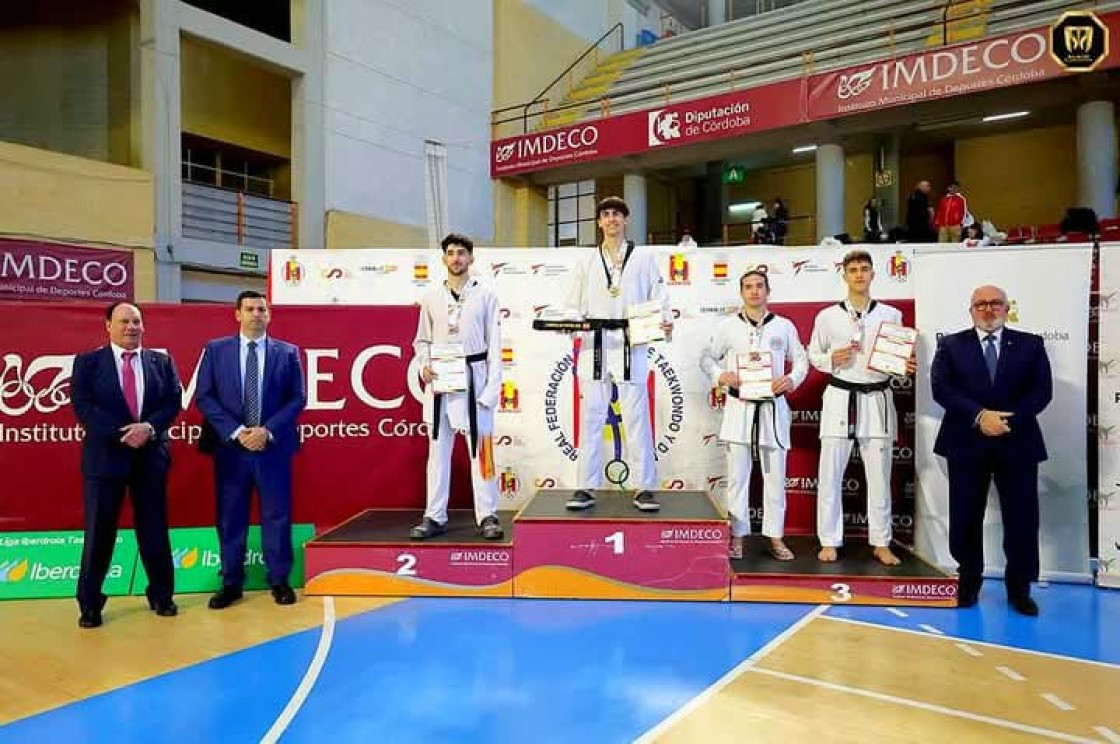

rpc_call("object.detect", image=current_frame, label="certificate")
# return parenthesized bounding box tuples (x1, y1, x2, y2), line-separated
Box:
(430, 342, 468, 393)
(867, 323, 917, 376)
(626, 300, 665, 345)
(736, 351, 774, 400)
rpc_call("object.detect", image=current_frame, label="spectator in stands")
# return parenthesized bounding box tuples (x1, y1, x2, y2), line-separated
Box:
(935, 181, 969, 243)
(961, 223, 991, 247)
(905, 180, 936, 242)
(863, 197, 883, 243)
(677, 229, 698, 248)
(771, 198, 789, 245)
(751, 204, 773, 244)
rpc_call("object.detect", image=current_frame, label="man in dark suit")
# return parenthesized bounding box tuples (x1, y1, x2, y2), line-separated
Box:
(931, 285, 1052, 616)
(196, 290, 306, 608)
(71, 302, 182, 628)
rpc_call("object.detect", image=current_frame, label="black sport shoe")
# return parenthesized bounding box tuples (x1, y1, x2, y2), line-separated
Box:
(565, 489, 596, 510)
(632, 490, 660, 512)
(409, 517, 447, 540)
(479, 515, 504, 540)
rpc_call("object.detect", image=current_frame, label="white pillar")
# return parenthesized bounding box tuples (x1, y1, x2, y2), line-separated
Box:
(707, 0, 727, 26)
(624, 173, 649, 244)
(140, 0, 182, 300)
(1077, 100, 1117, 220)
(816, 143, 845, 241)
(292, 0, 326, 248)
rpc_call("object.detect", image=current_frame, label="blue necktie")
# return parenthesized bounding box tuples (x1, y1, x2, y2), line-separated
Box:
(245, 341, 261, 426)
(984, 334, 997, 382)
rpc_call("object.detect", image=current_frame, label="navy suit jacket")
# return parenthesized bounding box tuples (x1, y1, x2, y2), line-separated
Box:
(71, 347, 183, 477)
(931, 326, 1052, 463)
(195, 335, 306, 458)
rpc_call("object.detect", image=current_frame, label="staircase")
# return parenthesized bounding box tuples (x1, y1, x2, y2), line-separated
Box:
(538, 47, 645, 130)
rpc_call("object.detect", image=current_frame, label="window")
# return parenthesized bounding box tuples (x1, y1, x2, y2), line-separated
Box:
(181, 134, 287, 199)
(548, 180, 597, 247)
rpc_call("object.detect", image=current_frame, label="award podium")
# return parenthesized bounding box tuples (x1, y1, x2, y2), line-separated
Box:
(304, 510, 515, 597)
(303, 494, 955, 606)
(512, 489, 730, 601)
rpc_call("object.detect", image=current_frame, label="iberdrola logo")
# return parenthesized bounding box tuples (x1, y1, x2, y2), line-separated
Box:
(172, 547, 200, 569)
(0, 559, 29, 582)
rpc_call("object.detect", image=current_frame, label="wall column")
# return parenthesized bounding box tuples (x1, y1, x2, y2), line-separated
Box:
(1077, 100, 1117, 220)
(816, 143, 845, 240)
(139, 0, 182, 300)
(624, 172, 648, 244)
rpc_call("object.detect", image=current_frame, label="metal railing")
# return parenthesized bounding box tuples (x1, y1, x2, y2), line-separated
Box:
(491, 23, 624, 136)
(182, 182, 297, 250)
(182, 160, 276, 199)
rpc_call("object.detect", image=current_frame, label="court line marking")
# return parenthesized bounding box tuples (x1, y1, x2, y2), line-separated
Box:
(821, 615, 1120, 671)
(633, 605, 827, 743)
(1041, 693, 1075, 712)
(956, 643, 983, 658)
(747, 668, 1097, 744)
(996, 666, 1026, 682)
(261, 596, 336, 744)
(1094, 725, 1120, 743)
(919, 623, 944, 635)
(886, 608, 909, 618)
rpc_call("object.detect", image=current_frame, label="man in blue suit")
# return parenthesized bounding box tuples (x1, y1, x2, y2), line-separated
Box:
(196, 291, 306, 608)
(71, 302, 182, 628)
(931, 284, 1052, 616)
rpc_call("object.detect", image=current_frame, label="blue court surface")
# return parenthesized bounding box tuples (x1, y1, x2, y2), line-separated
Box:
(2, 581, 1116, 743)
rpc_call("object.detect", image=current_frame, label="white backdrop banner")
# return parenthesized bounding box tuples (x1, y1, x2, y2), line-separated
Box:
(270, 245, 917, 539)
(913, 246, 1091, 581)
(1096, 244, 1120, 588)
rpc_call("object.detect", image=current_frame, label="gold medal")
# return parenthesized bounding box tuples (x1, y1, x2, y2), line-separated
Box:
(609, 285, 621, 298)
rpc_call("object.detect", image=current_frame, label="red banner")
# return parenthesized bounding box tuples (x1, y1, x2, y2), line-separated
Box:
(0, 239, 134, 303)
(491, 10, 1120, 178)
(807, 12, 1120, 120)
(0, 303, 474, 533)
(491, 81, 803, 178)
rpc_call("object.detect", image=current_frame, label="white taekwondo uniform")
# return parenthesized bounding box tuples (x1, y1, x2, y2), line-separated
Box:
(807, 299, 901, 548)
(701, 311, 808, 538)
(563, 241, 672, 490)
(413, 275, 502, 525)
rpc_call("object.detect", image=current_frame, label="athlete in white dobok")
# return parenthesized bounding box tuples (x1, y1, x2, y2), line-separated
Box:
(701, 270, 808, 559)
(410, 233, 504, 541)
(562, 196, 674, 512)
(808, 249, 915, 565)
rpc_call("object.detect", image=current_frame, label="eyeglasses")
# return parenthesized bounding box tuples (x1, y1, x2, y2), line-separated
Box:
(971, 299, 1006, 311)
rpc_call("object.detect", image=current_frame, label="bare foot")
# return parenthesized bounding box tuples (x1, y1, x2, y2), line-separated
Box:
(873, 546, 902, 566)
(729, 536, 744, 560)
(769, 539, 795, 561)
(817, 546, 838, 562)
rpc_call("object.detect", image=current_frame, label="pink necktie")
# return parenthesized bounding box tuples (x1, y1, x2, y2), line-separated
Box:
(122, 351, 140, 420)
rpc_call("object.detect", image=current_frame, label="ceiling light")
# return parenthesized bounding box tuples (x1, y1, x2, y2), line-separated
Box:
(982, 111, 1029, 123)
(792, 144, 817, 154)
(728, 201, 761, 214)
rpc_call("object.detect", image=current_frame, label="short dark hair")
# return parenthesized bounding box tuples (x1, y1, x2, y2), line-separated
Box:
(596, 196, 629, 219)
(739, 269, 770, 291)
(441, 232, 474, 254)
(236, 290, 267, 310)
(104, 301, 134, 320)
(841, 249, 873, 269)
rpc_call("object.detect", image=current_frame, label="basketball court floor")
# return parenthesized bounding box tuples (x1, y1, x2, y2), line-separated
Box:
(1, 581, 1117, 742)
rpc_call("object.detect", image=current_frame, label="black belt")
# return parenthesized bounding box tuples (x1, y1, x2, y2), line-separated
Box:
(432, 350, 488, 457)
(828, 377, 890, 439)
(533, 317, 631, 381)
(727, 390, 787, 458)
